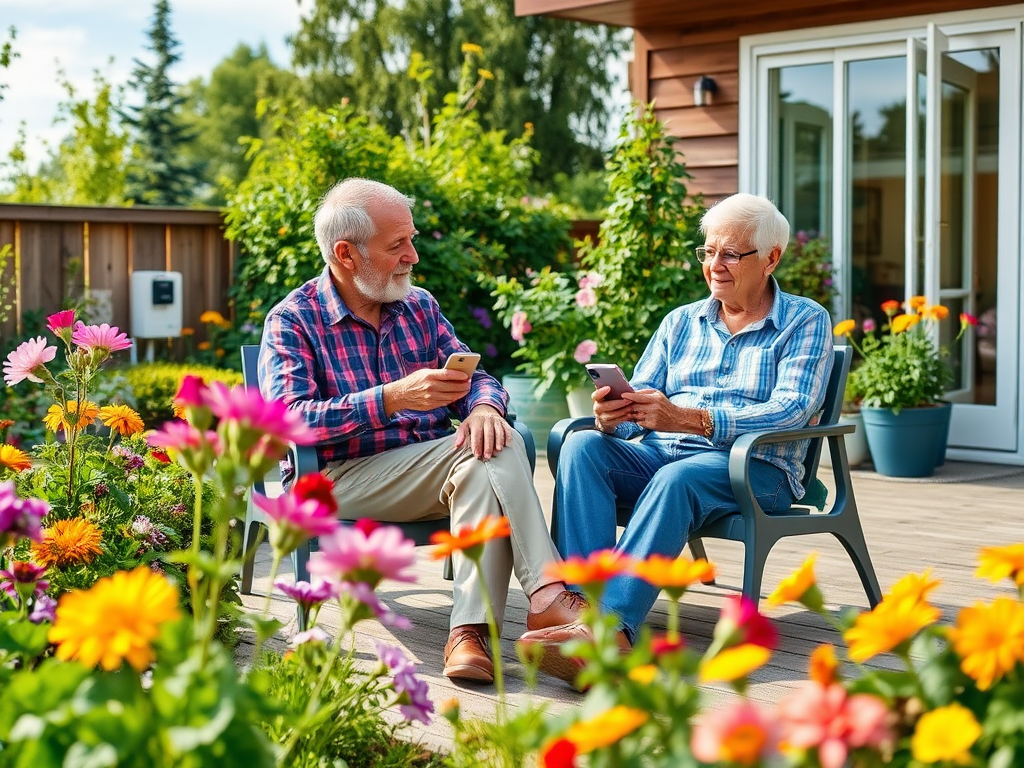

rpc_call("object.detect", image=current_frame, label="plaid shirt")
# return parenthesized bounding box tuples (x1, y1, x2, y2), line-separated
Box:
(259, 268, 507, 466)
(618, 279, 834, 498)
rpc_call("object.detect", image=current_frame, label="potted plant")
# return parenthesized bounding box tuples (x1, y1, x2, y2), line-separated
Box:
(774, 230, 839, 310)
(820, 376, 870, 468)
(833, 299, 976, 477)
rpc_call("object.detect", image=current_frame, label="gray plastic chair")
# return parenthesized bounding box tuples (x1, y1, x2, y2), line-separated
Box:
(546, 346, 882, 608)
(238, 344, 537, 627)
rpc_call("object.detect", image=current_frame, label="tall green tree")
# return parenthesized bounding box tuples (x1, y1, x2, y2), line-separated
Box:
(289, 0, 628, 182)
(121, 0, 199, 205)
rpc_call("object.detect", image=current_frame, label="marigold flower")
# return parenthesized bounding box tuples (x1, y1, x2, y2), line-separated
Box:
(430, 515, 510, 559)
(948, 597, 1024, 690)
(197, 341, 212, 351)
(910, 703, 981, 764)
(181, 326, 195, 336)
(908, 295, 927, 311)
(880, 299, 902, 314)
(461, 42, 483, 55)
(923, 304, 949, 321)
(545, 549, 632, 585)
(844, 597, 940, 662)
(32, 517, 104, 568)
(540, 737, 577, 768)
(0, 419, 13, 431)
(767, 553, 821, 610)
(632, 554, 715, 598)
(891, 313, 921, 333)
(48, 566, 181, 671)
(564, 705, 648, 754)
(699, 643, 772, 683)
(692, 700, 778, 766)
(885, 569, 941, 603)
(71, 322, 132, 354)
(808, 643, 839, 685)
(97, 404, 145, 436)
(976, 543, 1024, 586)
(199, 309, 227, 326)
(832, 319, 856, 336)
(3, 336, 57, 386)
(0, 444, 31, 473)
(42, 401, 100, 434)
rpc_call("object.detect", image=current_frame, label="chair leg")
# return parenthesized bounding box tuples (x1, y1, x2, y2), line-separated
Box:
(832, 529, 883, 608)
(687, 539, 717, 585)
(292, 542, 313, 631)
(240, 520, 263, 595)
(740, 535, 775, 608)
(443, 555, 454, 581)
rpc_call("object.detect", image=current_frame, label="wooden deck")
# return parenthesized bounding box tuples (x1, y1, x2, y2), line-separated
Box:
(238, 457, 1024, 753)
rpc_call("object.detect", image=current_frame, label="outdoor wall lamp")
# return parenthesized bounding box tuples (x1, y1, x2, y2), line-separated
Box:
(693, 75, 718, 107)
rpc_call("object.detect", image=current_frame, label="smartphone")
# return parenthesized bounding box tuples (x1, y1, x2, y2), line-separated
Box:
(585, 364, 634, 399)
(443, 352, 481, 376)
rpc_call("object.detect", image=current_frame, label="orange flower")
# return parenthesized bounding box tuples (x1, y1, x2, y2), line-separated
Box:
(948, 597, 1024, 690)
(181, 327, 195, 336)
(976, 543, 1024, 587)
(42, 401, 99, 433)
(886, 569, 941, 603)
(564, 706, 648, 753)
(832, 319, 856, 337)
(880, 299, 902, 314)
(808, 643, 839, 685)
(767, 554, 821, 610)
(197, 341, 212, 351)
(908, 295, 927, 311)
(923, 304, 949, 321)
(545, 549, 632, 585)
(33, 518, 104, 568)
(430, 515, 510, 559)
(97, 404, 145, 436)
(0, 443, 32, 472)
(844, 597, 940, 662)
(890, 313, 920, 334)
(0, 419, 14, 430)
(631, 554, 715, 597)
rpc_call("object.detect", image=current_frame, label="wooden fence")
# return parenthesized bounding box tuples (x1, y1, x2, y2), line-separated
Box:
(0, 203, 235, 346)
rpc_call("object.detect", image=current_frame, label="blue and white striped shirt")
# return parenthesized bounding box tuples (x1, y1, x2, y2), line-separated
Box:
(620, 279, 834, 498)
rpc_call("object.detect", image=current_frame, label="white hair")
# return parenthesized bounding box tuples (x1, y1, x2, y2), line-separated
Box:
(313, 178, 415, 265)
(700, 193, 790, 260)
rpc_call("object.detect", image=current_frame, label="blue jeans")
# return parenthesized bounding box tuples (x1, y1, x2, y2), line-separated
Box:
(554, 430, 796, 642)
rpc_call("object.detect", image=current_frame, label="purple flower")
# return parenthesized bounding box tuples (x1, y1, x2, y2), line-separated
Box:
(0, 481, 48, 547)
(484, 344, 498, 358)
(471, 307, 493, 329)
(112, 446, 145, 470)
(290, 627, 331, 648)
(375, 642, 434, 724)
(347, 581, 411, 629)
(28, 594, 57, 624)
(94, 483, 109, 498)
(432, 231, 442, 240)
(275, 579, 338, 612)
(132, 516, 169, 548)
(824, 277, 834, 287)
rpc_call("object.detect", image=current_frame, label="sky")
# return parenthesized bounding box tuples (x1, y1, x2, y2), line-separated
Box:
(1, 0, 311, 167)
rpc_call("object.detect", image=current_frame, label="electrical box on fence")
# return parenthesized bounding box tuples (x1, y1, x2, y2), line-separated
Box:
(130, 271, 183, 339)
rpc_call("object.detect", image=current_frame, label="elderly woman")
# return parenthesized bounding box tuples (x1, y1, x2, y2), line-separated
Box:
(518, 193, 834, 683)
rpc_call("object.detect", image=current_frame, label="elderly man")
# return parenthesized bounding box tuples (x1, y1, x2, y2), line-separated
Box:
(519, 193, 834, 683)
(259, 177, 585, 685)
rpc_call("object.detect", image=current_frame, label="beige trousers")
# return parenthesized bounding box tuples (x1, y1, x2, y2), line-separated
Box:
(324, 430, 561, 631)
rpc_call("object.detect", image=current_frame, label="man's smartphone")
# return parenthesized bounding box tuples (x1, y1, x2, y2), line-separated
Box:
(443, 352, 481, 376)
(585, 364, 634, 399)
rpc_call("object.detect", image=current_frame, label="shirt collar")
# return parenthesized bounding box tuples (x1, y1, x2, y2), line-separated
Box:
(314, 266, 409, 326)
(699, 276, 783, 329)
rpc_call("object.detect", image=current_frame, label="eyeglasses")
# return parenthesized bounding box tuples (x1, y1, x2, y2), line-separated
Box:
(694, 246, 758, 265)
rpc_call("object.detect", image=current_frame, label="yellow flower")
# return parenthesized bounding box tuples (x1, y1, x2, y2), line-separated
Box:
(631, 554, 715, 596)
(477, 68, 494, 80)
(886, 569, 941, 602)
(948, 597, 1024, 690)
(564, 706, 648, 754)
(199, 310, 226, 325)
(98, 404, 145, 436)
(0, 444, 31, 472)
(911, 703, 981, 764)
(32, 518, 104, 568)
(42, 401, 99, 433)
(49, 567, 181, 672)
(808, 643, 838, 685)
(628, 664, 658, 684)
(699, 643, 772, 683)
(767, 553, 819, 608)
(460, 42, 483, 55)
(923, 304, 949, 321)
(832, 319, 856, 336)
(908, 295, 928, 311)
(844, 597, 940, 662)
(976, 543, 1024, 586)
(172, 402, 187, 421)
(891, 313, 921, 333)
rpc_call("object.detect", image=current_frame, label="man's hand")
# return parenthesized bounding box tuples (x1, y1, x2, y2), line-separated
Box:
(382, 369, 472, 415)
(454, 405, 513, 460)
(593, 385, 634, 433)
(621, 389, 686, 432)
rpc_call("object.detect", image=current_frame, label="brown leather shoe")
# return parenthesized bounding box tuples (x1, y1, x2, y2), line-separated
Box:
(526, 590, 590, 631)
(443, 624, 494, 684)
(517, 622, 631, 687)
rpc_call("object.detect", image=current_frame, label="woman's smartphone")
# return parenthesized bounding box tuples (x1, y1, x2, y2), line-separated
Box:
(585, 364, 634, 399)
(443, 352, 481, 376)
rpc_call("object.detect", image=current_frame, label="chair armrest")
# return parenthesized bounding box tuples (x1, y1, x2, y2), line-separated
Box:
(547, 417, 598, 477)
(509, 415, 537, 474)
(290, 443, 321, 479)
(727, 422, 856, 514)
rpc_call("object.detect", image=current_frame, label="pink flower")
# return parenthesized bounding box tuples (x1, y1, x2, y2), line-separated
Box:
(71, 322, 132, 354)
(578, 271, 603, 289)
(255, 491, 340, 556)
(290, 627, 331, 647)
(203, 382, 316, 448)
(511, 311, 532, 342)
(46, 310, 76, 342)
(174, 374, 208, 408)
(575, 287, 597, 307)
(862, 318, 876, 333)
(347, 581, 412, 629)
(275, 578, 339, 611)
(309, 524, 418, 588)
(715, 594, 778, 650)
(3, 337, 57, 386)
(147, 421, 216, 453)
(692, 700, 779, 766)
(0, 481, 48, 547)
(573, 340, 598, 364)
(777, 682, 892, 768)
(0, 560, 49, 601)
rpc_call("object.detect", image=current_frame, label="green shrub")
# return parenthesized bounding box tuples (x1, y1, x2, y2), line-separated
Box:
(119, 362, 244, 429)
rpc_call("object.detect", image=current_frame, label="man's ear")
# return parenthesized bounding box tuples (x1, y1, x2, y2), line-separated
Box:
(333, 240, 357, 271)
(764, 245, 782, 276)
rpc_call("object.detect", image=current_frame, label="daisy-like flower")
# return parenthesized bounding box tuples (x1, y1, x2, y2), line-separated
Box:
(564, 705, 648, 754)
(70, 322, 132, 355)
(910, 703, 981, 764)
(275, 579, 338, 614)
(3, 336, 57, 386)
(290, 626, 330, 648)
(98, 404, 145, 436)
(375, 642, 434, 724)
(32, 517, 104, 569)
(632, 554, 716, 599)
(715, 595, 778, 650)
(460, 42, 483, 55)
(0, 481, 48, 546)
(0, 443, 32, 472)
(923, 304, 949, 321)
(42, 401, 99, 433)
(310, 523, 418, 588)
(429, 515, 511, 561)
(691, 700, 779, 767)
(832, 319, 856, 336)
(147, 421, 216, 452)
(203, 381, 316, 450)
(885, 569, 941, 603)
(891, 313, 921, 333)
(698, 643, 772, 684)
(844, 596, 940, 663)
(46, 309, 76, 342)
(767, 553, 823, 611)
(0, 560, 49, 602)
(908, 295, 928, 311)
(976, 543, 1024, 587)
(544, 550, 633, 586)
(948, 597, 1024, 690)
(48, 566, 181, 672)
(254, 490, 340, 557)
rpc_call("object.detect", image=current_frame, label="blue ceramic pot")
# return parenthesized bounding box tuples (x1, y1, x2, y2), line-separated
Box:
(501, 374, 570, 448)
(860, 403, 952, 478)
